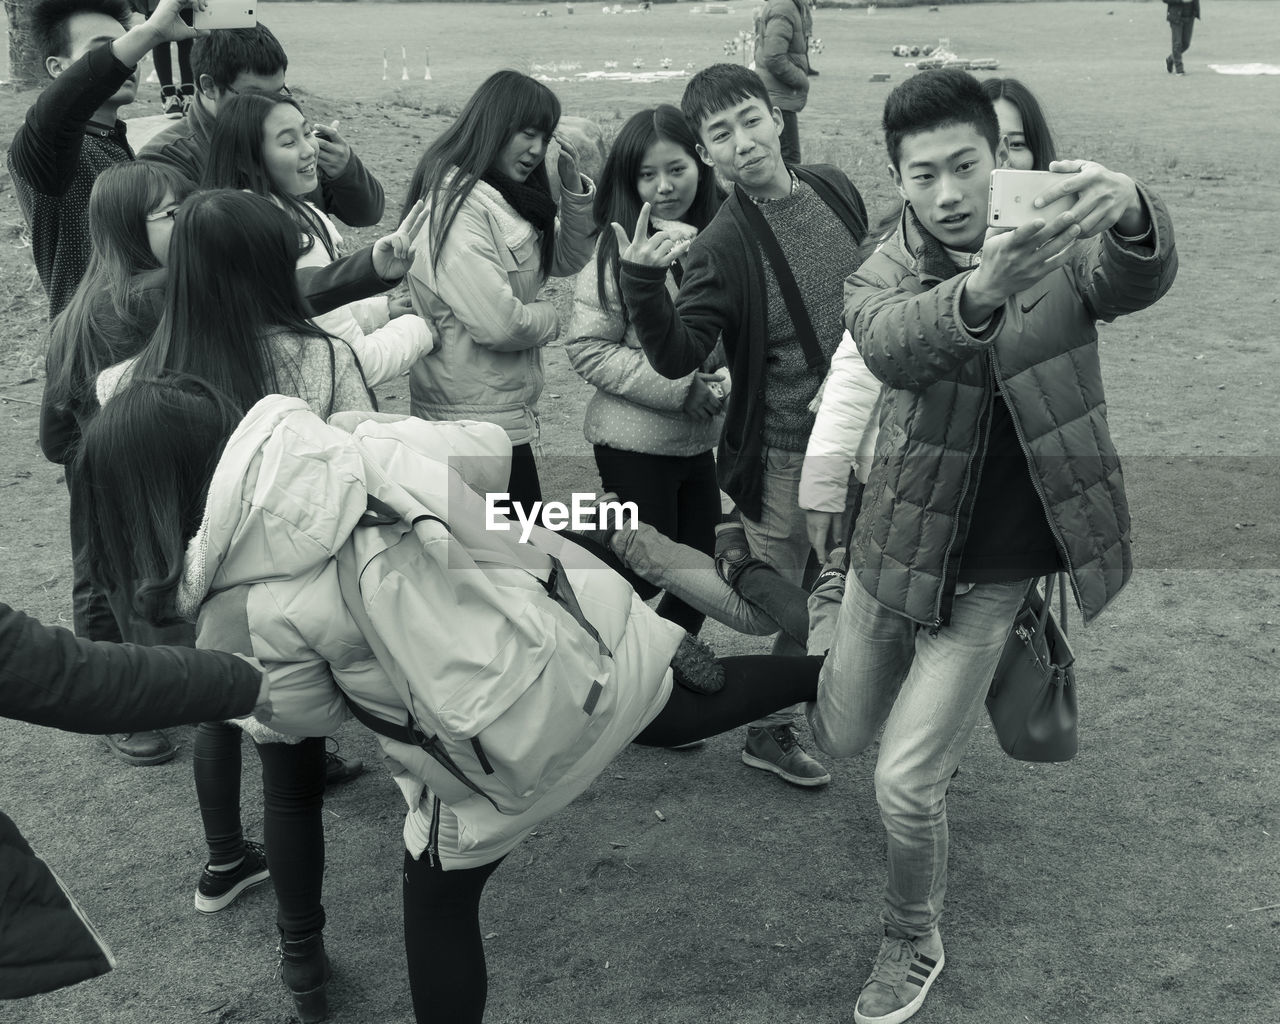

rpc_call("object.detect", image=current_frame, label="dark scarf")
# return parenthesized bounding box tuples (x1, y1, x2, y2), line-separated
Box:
(481, 168, 558, 274)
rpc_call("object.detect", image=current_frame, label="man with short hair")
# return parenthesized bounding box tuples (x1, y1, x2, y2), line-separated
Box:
(140, 23, 384, 226)
(8, 0, 209, 766)
(616, 64, 867, 788)
(812, 69, 1178, 1024)
(8, 0, 198, 320)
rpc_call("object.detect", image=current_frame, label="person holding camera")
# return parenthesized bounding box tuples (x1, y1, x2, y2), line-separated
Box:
(809, 69, 1178, 1024)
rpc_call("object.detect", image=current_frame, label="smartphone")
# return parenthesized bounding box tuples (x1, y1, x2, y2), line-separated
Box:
(988, 169, 1076, 229)
(186, 2, 257, 30)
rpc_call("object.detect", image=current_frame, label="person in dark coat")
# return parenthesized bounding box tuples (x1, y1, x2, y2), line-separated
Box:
(0, 601, 267, 999)
(1163, 0, 1202, 76)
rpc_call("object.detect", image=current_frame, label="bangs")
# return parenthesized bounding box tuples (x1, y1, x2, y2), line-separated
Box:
(511, 80, 561, 136)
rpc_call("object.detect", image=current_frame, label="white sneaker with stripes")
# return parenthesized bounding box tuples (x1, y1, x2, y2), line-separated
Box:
(853, 931, 945, 1024)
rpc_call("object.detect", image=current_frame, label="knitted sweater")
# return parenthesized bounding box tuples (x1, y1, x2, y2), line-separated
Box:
(96, 331, 374, 416)
(7, 43, 135, 319)
(756, 179, 849, 451)
(620, 164, 867, 520)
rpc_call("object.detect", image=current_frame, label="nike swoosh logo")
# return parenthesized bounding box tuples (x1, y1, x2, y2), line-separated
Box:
(1020, 293, 1049, 315)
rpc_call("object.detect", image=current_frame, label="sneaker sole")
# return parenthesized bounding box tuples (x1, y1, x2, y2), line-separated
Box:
(193, 869, 270, 914)
(853, 948, 945, 1024)
(100, 736, 176, 767)
(740, 750, 831, 787)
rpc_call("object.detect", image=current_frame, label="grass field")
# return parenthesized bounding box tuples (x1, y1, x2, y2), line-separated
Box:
(2, 3, 1278, 1023)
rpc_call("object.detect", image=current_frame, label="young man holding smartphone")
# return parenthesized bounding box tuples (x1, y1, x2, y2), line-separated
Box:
(808, 69, 1178, 1024)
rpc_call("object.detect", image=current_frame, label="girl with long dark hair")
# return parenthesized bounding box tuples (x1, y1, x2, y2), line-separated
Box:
(980, 76, 1058, 172)
(40, 160, 198, 765)
(78, 374, 828, 1024)
(565, 104, 728, 635)
(204, 92, 433, 388)
(92, 190, 382, 1023)
(400, 69, 596, 508)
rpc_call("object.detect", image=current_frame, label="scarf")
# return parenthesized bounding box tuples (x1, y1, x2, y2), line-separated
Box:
(481, 168, 558, 273)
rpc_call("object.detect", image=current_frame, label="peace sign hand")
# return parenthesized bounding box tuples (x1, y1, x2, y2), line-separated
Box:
(610, 203, 694, 269)
(371, 199, 429, 281)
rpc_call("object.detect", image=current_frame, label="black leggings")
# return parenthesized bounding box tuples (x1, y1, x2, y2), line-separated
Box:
(400, 652, 823, 1023)
(151, 38, 193, 88)
(194, 722, 327, 937)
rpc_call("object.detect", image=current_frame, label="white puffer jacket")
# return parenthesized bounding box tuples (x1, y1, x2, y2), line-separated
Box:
(181, 397, 681, 869)
(799, 329, 882, 512)
(298, 203, 435, 386)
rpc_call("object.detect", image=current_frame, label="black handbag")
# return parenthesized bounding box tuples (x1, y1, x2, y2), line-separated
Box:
(986, 574, 1078, 762)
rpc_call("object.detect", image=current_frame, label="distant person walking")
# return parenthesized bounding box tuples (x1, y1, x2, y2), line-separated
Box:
(753, 0, 812, 164)
(1163, 0, 1201, 76)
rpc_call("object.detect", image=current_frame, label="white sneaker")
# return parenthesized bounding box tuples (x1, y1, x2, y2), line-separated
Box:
(853, 931, 945, 1024)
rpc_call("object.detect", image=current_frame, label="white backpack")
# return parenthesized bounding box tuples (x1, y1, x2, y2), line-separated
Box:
(333, 420, 637, 816)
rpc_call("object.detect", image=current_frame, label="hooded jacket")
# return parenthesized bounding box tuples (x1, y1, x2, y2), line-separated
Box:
(844, 186, 1178, 627)
(405, 174, 596, 447)
(183, 398, 682, 868)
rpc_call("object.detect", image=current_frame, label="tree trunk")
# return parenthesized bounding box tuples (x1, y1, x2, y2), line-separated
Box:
(5, 0, 42, 88)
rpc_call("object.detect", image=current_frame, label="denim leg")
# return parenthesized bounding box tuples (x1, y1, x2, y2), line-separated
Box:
(875, 580, 1029, 938)
(611, 522, 780, 636)
(806, 577, 916, 759)
(741, 447, 814, 727)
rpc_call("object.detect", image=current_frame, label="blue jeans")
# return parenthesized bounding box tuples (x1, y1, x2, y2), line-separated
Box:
(609, 520, 810, 648)
(742, 446, 816, 727)
(807, 576, 1030, 938)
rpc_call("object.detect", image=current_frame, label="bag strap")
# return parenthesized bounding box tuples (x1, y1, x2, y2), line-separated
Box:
(734, 184, 828, 374)
(1030, 572, 1071, 644)
(334, 516, 500, 811)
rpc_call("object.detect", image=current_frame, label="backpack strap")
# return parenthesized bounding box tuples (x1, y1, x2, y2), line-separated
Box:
(734, 184, 828, 374)
(335, 504, 500, 811)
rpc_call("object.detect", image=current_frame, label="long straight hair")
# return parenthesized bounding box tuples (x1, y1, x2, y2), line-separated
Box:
(202, 91, 334, 260)
(133, 189, 335, 412)
(46, 162, 196, 416)
(980, 77, 1057, 171)
(592, 104, 724, 311)
(400, 69, 561, 273)
(78, 374, 243, 625)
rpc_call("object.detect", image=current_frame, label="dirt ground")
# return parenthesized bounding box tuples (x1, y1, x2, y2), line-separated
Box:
(1, 3, 1277, 1023)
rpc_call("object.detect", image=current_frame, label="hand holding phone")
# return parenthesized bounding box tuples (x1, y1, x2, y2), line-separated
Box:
(312, 120, 351, 178)
(988, 169, 1076, 230)
(186, 1, 257, 30)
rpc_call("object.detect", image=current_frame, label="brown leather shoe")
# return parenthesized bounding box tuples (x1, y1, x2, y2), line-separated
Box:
(101, 730, 176, 766)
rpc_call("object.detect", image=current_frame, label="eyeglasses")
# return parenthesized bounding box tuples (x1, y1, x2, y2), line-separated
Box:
(145, 207, 179, 223)
(223, 83, 292, 98)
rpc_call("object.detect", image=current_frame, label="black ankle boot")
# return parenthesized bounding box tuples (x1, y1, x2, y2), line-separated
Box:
(277, 931, 331, 1023)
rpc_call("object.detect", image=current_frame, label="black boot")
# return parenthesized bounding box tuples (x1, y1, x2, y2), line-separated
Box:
(278, 931, 331, 1023)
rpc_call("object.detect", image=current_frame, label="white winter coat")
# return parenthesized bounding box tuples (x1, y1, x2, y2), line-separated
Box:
(798, 330, 883, 513)
(299, 204, 435, 386)
(180, 397, 682, 869)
